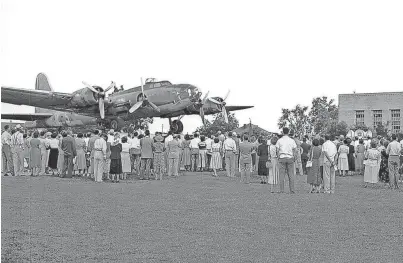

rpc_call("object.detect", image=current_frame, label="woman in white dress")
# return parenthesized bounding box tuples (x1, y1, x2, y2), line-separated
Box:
(210, 138, 222, 177)
(337, 140, 349, 177)
(268, 137, 279, 193)
(120, 136, 131, 180)
(363, 141, 381, 187)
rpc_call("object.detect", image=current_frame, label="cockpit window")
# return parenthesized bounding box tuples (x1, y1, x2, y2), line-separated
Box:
(153, 83, 161, 88)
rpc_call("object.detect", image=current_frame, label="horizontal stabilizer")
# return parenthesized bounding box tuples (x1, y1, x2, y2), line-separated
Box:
(1, 113, 53, 121)
(225, 106, 254, 112)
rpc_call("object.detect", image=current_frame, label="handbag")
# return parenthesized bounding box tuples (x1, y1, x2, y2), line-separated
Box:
(306, 147, 313, 168)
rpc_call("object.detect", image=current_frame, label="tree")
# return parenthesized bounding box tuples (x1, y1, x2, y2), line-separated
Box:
(277, 104, 310, 136)
(194, 112, 239, 137)
(375, 122, 389, 138)
(308, 96, 338, 135)
(326, 121, 348, 137)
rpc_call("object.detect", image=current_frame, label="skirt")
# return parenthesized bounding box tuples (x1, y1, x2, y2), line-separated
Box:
(258, 159, 268, 176)
(48, 148, 59, 169)
(364, 165, 379, 183)
(348, 154, 355, 171)
(268, 157, 279, 185)
(57, 149, 64, 171)
(355, 153, 364, 171)
(338, 156, 349, 171)
(110, 159, 122, 174)
(182, 148, 191, 166)
(76, 149, 86, 170)
(307, 158, 322, 186)
(210, 152, 222, 169)
(121, 152, 131, 173)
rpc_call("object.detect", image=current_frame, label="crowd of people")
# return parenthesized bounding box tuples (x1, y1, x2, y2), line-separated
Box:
(2, 124, 403, 193)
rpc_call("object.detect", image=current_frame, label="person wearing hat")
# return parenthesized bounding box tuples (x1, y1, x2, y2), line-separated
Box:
(1, 125, 14, 176)
(152, 132, 165, 180)
(10, 124, 25, 176)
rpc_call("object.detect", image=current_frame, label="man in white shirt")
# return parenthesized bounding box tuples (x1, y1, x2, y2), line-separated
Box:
(107, 129, 115, 143)
(93, 134, 107, 182)
(11, 124, 25, 176)
(322, 134, 338, 194)
(129, 132, 141, 175)
(223, 132, 237, 177)
(275, 127, 297, 194)
(164, 131, 174, 171)
(205, 135, 213, 170)
(386, 134, 402, 189)
(2, 125, 13, 176)
(189, 133, 201, 172)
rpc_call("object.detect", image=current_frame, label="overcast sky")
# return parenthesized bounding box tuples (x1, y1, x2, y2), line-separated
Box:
(1, 0, 402, 133)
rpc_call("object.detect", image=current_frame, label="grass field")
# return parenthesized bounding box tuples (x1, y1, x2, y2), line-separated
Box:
(2, 172, 403, 263)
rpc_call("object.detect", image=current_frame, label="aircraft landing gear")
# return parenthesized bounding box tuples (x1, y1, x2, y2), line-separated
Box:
(169, 118, 184, 134)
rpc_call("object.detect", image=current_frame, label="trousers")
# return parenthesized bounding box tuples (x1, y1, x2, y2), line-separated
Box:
(240, 162, 251, 183)
(323, 160, 336, 193)
(140, 158, 152, 179)
(168, 158, 179, 176)
(62, 155, 74, 178)
(12, 146, 24, 176)
(93, 151, 104, 182)
(191, 151, 199, 171)
(388, 156, 400, 188)
(40, 148, 48, 174)
(278, 157, 295, 193)
(2, 144, 13, 174)
(225, 151, 236, 177)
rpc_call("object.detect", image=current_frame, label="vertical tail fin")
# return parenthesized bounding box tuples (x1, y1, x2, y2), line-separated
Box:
(35, 73, 54, 113)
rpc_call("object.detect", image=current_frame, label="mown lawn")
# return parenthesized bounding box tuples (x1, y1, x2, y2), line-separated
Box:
(2, 172, 403, 262)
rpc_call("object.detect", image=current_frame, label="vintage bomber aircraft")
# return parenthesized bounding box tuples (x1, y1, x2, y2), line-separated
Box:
(1, 73, 253, 133)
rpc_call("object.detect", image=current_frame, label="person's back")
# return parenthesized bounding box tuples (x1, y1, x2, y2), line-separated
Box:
(168, 139, 181, 159)
(140, 136, 153, 159)
(239, 141, 254, 164)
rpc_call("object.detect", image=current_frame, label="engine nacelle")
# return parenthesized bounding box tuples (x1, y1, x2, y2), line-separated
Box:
(70, 88, 99, 107)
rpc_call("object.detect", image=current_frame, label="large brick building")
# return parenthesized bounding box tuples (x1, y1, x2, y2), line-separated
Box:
(338, 92, 403, 134)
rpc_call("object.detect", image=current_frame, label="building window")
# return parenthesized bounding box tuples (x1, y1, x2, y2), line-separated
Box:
(355, 110, 365, 127)
(373, 110, 382, 128)
(391, 109, 401, 133)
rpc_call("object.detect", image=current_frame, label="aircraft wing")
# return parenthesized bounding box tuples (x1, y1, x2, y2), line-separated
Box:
(1, 113, 54, 121)
(1, 86, 73, 111)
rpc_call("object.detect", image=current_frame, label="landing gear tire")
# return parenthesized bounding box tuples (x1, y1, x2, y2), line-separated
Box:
(170, 120, 184, 134)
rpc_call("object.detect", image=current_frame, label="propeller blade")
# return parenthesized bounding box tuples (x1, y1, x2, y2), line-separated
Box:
(148, 101, 161, 112)
(202, 91, 210, 104)
(208, 97, 222, 105)
(82, 81, 99, 94)
(99, 98, 105, 119)
(141, 77, 144, 95)
(222, 106, 229, 123)
(200, 107, 205, 125)
(223, 90, 230, 101)
(129, 101, 143, 113)
(104, 81, 115, 93)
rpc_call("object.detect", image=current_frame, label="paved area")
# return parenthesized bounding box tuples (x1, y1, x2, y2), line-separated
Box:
(2, 172, 403, 262)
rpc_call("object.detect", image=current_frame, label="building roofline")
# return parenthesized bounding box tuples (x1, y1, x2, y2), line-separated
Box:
(339, 91, 403, 96)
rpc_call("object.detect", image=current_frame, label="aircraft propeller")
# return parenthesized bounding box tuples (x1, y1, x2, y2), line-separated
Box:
(208, 90, 230, 123)
(199, 91, 210, 125)
(82, 81, 116, 119)
(129, 78, 160, 114)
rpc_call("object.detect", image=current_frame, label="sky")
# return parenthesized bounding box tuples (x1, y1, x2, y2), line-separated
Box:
(1, 0, 403, 134)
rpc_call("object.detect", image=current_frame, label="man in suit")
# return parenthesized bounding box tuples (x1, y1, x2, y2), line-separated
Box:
(140, 130, 153, 180)
(61, 131, 77, 178)
(167, 134, 181, 177)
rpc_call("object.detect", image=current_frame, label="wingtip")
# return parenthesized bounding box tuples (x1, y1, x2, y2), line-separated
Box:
(226, 106, 254, 112)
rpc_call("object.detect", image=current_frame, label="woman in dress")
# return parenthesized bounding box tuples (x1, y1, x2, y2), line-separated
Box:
(75, 133, 87, 176)
(23, 134, 31, 173)
(355, 139, 366, 175)
(120, 136, 131, 180)
(268, 136, 279, 193)
(363, 141, 381, 187)
(337, 139, 350, 177)
(378, 140, 389, 184)
(182, 134, 191, 171)
(109, 133, 122, 183)
(103, 136, 111, 180)
(48, 132, 60, 175)
(210, 138, 222, 177)
(257, 137, 269, 184)
(318, 138, 325, 191)
(307, 139, 322, 193)
(29, 131, 41, 176)
(347, 138, 356, 175)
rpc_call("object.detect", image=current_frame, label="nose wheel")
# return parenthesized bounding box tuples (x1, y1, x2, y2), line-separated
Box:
(169, 119, 184, 134)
